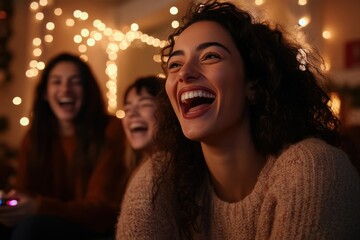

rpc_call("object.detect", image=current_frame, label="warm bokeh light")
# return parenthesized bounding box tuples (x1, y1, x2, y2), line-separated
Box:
(153, 54, 161, 63)
(93, 32, 102, 41)
(80, 12, 89, 20)
(116, 110, 125, 119)
(298, 17, 310, 27)
(39, 0, 48, 7)
(44, 34, 53, 42)
(171, 20, 179, 29)
(46, 22, 55, 30)
(170, 6, 178, 15)
(130, 23, 139, 31)
(298, 0, 307, 6)
(87, 38, 96, 46)
(29, 60, 37, 68)
(20, 117, 30, 126)
(80, 54, 88, 61)
(32, 38, 41, 46)
(35, 12, 44, 20)
(328, 92, 341, 118)
(73, 10, 81, 18)
(33, 48, 42, 57)
(74, 35, 82, 43)
(322, 30, 332, 39)
(78, 44, 87, 53)
(81, 28, 90, 37)
(12, 97, 22, 105)
(66, 18, 75, 26)
(54, 8, 62, 16)
(30, 2, 39, 11)
(37, 61, 45, 70)
(255, 0, 265, 6)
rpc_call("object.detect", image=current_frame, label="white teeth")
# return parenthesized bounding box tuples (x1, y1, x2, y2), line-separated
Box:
(129, 122, 146, 130)
(181, 90, 215, 103)
(59, 97, 74, 103)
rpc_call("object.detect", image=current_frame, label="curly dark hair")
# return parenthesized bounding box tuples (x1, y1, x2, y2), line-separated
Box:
(154, 0, 341, 238)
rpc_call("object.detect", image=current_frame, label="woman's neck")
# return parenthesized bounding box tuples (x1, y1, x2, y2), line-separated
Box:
(58, 120, 75, 136)
(201, 128, 265, 203)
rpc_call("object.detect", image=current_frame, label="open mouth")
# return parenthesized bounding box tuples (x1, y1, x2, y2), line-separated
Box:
(58, 97, 76, 110)
(129, 122, 148, 134)
(179, 89, 216, 114)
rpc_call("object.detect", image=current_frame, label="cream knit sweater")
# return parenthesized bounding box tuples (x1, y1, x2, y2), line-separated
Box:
(116, 138, 360, 239)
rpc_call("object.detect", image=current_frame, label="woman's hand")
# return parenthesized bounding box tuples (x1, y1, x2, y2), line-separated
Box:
(0, 190, 38, 227)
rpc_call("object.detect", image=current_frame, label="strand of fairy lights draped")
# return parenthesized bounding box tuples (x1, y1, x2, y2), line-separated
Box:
(15, 0, 339, 126)
(24, 0, 169, 117)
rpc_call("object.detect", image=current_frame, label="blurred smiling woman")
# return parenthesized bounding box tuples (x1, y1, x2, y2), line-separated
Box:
(0, 53, 128, 240)
(122, 76, 163, 166)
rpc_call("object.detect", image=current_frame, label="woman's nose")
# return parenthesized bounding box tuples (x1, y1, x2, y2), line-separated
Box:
(178, 62, 200, 83)
(60, 82, 70, 92)
(126, 106, 140, 118)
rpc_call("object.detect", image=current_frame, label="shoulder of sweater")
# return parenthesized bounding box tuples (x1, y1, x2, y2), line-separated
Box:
(271, 137, 357, 182)
(126, 159, 154, 194)
(277, 137, 346, 166)
(125, 157, 173, 202)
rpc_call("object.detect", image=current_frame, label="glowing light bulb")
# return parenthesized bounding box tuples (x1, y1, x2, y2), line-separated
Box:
(170, 6, 178, 15)
(20, 117, 29, 126)
(322, 31, 332, 39)
(116, 110, 125, 119)
(12, 97, 22, 105)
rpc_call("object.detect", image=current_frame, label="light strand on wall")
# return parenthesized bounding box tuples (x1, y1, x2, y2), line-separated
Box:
(24, 0, 170, 115)
(16, 1, 337, 124)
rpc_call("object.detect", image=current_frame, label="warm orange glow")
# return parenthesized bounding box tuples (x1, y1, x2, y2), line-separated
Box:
(328, 92, 341, 118)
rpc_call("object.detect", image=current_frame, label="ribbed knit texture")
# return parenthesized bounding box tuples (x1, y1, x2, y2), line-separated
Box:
(116, 138, 360, 239)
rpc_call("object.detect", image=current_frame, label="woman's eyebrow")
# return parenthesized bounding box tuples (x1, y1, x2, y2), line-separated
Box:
(139, 96, 155, 101)
(197, 42, 230, 53)
(168, 41, 230, 61)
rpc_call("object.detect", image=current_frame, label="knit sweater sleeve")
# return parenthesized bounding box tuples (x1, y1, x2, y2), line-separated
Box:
(258, 138, 360, 240)
(116, 159, 178, 240)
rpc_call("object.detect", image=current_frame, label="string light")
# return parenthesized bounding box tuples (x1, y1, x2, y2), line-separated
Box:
(298, 16, 310, 27)
(298, 0, 307, 6)
(20, 117, 30, 126)
(255, 0, 265, 6)
(322, 30, 332, 39)
(12, 97, 22, 105)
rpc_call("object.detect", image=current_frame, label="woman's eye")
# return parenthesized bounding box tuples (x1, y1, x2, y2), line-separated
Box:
(140, 102, 156, 108)
(71, 77, 82, 85)
(168, 61, 181, 70)
(49, 78, 61, 85)
(123, 106, 132, 114)
(203, 53, 221, 61)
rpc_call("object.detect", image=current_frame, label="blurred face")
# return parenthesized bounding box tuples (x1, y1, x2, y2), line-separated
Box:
(165, 21, 251, 142)
(122, 88, 158, 151)
(46, 61, 83, 124)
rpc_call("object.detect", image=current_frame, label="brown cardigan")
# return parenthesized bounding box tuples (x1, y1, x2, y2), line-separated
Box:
(16, 116, 128, 233)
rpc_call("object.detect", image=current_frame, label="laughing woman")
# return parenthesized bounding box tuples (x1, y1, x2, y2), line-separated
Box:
(121, 76, 163, 172)
(0, 53, 128, 240)
(116, 1, 360, 239)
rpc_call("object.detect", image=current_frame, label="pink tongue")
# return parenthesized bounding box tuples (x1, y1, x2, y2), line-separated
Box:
(187, 103, 210, 113)
(60, 103, 75, 112)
